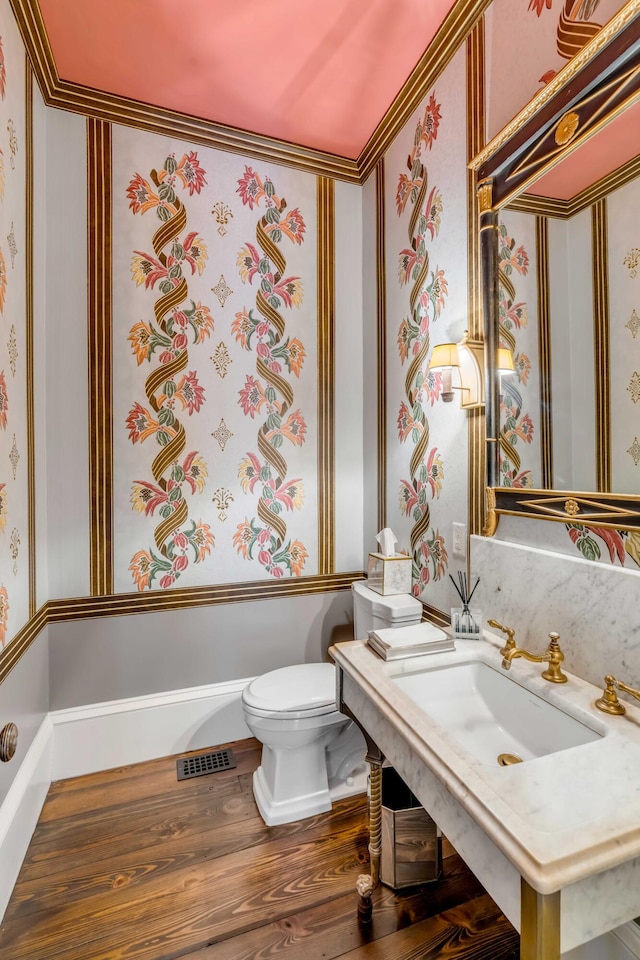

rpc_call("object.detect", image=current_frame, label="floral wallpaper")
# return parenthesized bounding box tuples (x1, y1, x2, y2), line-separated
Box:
(564, 173, 640, 570)
(112, 129, 319, 592)
(385, 47, 468, 612)
(125, 151, 215, 591)
(394, 93, 449, 596)
(0, 4, 28, 649)
(232, 168, 309, 579)
(497, 216, 539, 487)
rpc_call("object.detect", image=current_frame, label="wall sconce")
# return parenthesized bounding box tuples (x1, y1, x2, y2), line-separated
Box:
(430, 332, 514, 410)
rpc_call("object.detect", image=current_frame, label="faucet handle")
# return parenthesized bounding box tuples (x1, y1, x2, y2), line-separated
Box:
(541, 632, 568, 684)
(595, 675, 627, 715)
(487, 619, 516, 656)
(595, 674, 640, 715)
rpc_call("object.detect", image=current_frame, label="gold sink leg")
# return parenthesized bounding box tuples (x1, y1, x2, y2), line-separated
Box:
(356, 753, 383, 925)
(520, 878, 561, 960)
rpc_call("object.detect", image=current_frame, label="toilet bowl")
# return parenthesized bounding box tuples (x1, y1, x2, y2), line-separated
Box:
(242, 662, 368, 826)
(243, 580, 423, 827)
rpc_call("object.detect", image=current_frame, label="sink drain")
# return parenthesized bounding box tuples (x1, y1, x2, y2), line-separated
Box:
(497, 753, 523, 766)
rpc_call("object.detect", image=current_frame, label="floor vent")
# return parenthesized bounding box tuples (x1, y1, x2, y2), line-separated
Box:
(177, 747, 237, 781)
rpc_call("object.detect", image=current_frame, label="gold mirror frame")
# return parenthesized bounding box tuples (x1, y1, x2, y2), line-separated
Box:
(470, 3, 640, 535)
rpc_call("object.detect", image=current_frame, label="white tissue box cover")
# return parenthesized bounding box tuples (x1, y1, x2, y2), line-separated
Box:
(367, 552, 412, 595)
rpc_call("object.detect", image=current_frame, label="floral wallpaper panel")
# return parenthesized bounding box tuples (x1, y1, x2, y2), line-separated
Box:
(384, 47, 469, 614)
(0, 0, 28, 648)
(112, 127, 319, 592)
(496, 210, 542, 489)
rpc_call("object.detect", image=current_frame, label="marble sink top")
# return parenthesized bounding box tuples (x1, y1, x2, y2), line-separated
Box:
(332, 631, 640, 895)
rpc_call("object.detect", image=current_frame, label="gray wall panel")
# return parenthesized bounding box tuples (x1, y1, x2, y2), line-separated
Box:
(49, 590, 356, 709)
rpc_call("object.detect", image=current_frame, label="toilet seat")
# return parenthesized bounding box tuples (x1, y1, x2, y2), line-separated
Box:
(242, 663, 338, 720)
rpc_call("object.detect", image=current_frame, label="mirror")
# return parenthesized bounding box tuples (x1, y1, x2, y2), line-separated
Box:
(471, 5, 640, 532)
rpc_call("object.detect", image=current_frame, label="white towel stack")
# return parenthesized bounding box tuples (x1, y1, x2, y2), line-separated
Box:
(367, 621, 455, 661)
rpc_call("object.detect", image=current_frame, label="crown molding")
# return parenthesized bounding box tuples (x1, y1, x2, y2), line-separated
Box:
(11, 0, 489, 185)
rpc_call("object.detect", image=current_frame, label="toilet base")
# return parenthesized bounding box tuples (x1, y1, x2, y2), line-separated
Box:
(252, 761, 369, 827)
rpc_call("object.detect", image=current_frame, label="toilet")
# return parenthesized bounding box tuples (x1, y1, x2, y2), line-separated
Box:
(241, 579, 423, 826)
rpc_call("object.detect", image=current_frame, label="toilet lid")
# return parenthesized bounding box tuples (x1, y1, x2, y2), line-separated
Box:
(352, 580, 422, 621)
(243, 662, 337, 714)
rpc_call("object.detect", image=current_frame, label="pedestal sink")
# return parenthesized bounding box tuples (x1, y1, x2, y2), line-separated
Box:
(331, 633, 640, 959)
(393, 660, 601, 766)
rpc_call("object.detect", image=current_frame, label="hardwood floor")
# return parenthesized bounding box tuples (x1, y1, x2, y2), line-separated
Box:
(0, 738, 519, 960)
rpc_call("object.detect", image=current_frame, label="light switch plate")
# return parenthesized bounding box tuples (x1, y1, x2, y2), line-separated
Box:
(452, 522, 466, 559)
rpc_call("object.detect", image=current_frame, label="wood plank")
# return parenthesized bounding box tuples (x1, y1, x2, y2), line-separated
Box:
(185, 853, 489, 960)
(0, 799, 370, 960)
(8, 794, 368, 923)
(336, 894, 518, 960)
(39, 738, 261, 822)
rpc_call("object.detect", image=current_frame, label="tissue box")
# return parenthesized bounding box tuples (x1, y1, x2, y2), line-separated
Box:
(367, 552, 412, 595)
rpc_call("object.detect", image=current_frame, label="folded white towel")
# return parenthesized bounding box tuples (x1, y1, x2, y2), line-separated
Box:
(370, 621, 448, 650)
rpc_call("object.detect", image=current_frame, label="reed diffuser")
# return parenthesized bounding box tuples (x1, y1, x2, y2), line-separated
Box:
(449, 572, 481, 638)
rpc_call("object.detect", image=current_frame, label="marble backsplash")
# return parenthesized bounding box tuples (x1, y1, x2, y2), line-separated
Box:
(470, 535, 640, 690)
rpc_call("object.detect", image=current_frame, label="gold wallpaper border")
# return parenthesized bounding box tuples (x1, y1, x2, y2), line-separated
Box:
(26, 60, 35, 615)
(87, 119, 113, 596)
(376, 159, 387, 532)
(317, 177, 335, 575)
(535, 216, 553, 488)
(0, 571, 365, 685)
(592, 198, 611, 493)
(466, 18, 485, 539)
(10, 0, 491, 186)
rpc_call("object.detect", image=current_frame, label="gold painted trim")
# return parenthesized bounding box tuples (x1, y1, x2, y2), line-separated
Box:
(467, 20, 486, 539)
(88, 120, 113, 595)
(317, 178, 335, 575)
(535, 217, 553, 488)
(506, 152, 640, 219)
(376, 159, 387, 532)
(26, 60, 36, 616)
(358, 0, 493, 182)
(592, 199, 610, 493)
(483, 487, 499, 536)
(521, 878, 561, 960)
(0, 572, 364, 685)
(470, 1, 640, 173)
(421, 603, 451, 629)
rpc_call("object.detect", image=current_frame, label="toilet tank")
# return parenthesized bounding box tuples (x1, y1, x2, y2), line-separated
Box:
(351, 580, 422, 640)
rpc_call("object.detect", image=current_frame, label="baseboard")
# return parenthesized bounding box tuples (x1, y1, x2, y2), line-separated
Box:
(0, 677, 254, 921)
(0, 716, 54, 922)
(49, 677, 254, 780)
(612, 921, 640, 958)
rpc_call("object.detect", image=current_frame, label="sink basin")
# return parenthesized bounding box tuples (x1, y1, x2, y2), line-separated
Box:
(392, 660, 602, 766)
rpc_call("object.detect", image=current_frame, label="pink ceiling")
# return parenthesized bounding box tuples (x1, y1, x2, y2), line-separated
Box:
(37, 0, 459, 160)
(525, 100, 640, 201)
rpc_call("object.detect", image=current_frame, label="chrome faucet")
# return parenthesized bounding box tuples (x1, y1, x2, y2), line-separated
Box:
(501, 631, 568, 684)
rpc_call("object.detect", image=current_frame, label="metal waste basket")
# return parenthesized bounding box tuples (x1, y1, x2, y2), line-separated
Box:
(380, 767, 442, 889)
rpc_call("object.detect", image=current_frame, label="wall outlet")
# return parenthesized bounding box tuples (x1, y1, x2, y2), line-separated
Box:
(452, 522, 466, 559)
